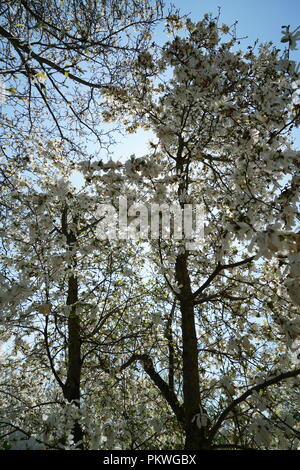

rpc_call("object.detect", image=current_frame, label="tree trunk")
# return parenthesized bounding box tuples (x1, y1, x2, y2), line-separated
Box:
(63, 273, 83, 448)
(175, 252, 207, 450)
(62, 207, 83, 448)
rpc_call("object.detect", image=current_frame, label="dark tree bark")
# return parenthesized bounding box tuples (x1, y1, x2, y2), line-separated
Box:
(173, 136, 211, 449)
(61, 206, 83, 448)
(175, 252, 210, 450)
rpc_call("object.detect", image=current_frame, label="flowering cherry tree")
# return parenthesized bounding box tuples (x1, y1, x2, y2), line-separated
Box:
(0, 9, 300, 451)
(98, 13, 300, 449)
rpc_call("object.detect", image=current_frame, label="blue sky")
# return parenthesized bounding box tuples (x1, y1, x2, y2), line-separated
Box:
(174, 0, 300, 47)
(111, 0, 300, 161)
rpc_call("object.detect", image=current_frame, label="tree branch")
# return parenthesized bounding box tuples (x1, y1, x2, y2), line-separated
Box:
(209, 366, 300, 441)
(121, 353, 184, 426)
(0, 25, 108, 89)
(192, 256, 255, 300)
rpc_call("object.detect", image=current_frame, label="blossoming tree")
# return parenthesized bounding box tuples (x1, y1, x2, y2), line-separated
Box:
(97, 13, 300, 449)
(0, 9, 300, 451)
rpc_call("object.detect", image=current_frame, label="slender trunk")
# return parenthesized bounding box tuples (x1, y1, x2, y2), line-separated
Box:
(175, 253, 210, 450)
(62, 207, 83, 448)
(64, 274, 83, 447)
(175, 253, 198, 447)
(173, 138, 211, 448)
